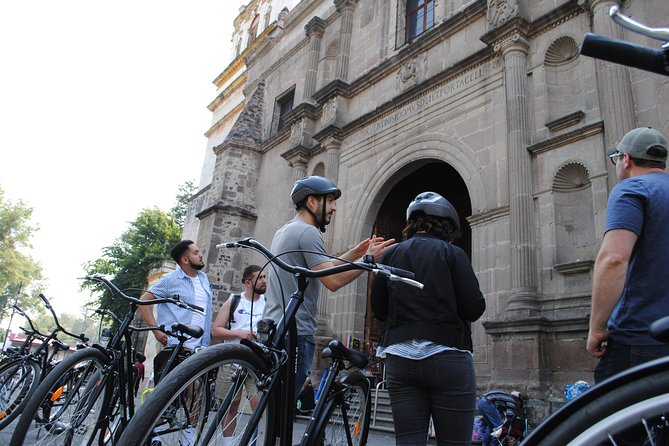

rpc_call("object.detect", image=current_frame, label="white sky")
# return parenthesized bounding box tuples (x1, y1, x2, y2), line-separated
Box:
(0, 1, 248, 315)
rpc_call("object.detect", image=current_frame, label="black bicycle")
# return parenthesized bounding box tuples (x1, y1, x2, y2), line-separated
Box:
(118, 237, 422, 446)
(0, 294, 88, 431)
(9, 275, 204, 446)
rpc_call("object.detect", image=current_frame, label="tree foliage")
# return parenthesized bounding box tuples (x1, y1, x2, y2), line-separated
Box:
(0, 186, 44, 317)
(170, 180, 196, 229)
(82, 207, 182, 317)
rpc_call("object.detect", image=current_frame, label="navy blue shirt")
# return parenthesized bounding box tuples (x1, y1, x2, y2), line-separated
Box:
(605, 172, 669, 345)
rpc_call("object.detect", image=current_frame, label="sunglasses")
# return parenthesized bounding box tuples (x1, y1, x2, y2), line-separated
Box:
(610, 153, 624, 166)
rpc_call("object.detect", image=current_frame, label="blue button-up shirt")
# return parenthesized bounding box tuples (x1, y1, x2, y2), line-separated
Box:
(149, 266, 213, 347)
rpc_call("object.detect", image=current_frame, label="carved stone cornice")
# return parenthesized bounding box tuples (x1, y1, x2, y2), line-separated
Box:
(577, 0, 621, 14)
(553, 260, 594, 275)
(313, 125, 344, 145)
(304, 16, 327, 38)
(283, 102, 319, 126)
(480, 16, 531, 54)
(212, 139, 259, 156)
(334, 0, 359, 13)
(545, 110, 585, 132)
(468, 206, 510, 228)
(280, 145, 314, 167)
(313, 79, 351, 102)
(527, 121, 604, 155)
(195, 203, 257, 221)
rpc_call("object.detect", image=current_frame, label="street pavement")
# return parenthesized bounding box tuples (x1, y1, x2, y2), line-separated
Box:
(1, 417, 434, 445)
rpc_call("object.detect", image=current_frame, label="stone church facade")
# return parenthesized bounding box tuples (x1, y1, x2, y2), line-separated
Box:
(184, 0, 669, 420)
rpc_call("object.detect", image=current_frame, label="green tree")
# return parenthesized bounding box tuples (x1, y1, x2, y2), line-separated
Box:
(82, 208, 181, 317)
(170, 180, 196, 229)
(0, 186, 44, 318)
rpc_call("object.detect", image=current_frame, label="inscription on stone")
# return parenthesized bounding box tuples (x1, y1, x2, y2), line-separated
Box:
(344, 62, 493, 149)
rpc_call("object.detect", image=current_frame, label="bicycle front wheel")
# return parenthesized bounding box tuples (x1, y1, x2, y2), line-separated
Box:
(9, 347, 110, 446)
(314, 372, 371, 446)
(524, 366, 669, 445)
(118, 343, 276, 446)
(0, 358, 40, 430)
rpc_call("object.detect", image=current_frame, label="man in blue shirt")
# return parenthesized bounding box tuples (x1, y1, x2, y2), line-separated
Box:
(139, 240, 213, 350)
(588, 127, 669, 383)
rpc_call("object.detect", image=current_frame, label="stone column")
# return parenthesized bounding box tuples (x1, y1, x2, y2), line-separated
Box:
(497, 32, 539, 316)
(334, 0, 358, 81)
(579, 0, 635, 147)
(304, 17, 327, 102)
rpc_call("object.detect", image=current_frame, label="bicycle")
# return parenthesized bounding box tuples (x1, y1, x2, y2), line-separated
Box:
(520, 7, 669, 445)
(118, 237, 422, 446)
(9, 275, 205, 446)
(0, 294, 88, 431)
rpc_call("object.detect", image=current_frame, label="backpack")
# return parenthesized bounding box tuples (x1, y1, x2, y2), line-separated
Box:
(227, 294, 242, 330)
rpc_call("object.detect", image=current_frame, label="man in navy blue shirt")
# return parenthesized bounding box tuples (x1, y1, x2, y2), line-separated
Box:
(588, 127, 669, 384)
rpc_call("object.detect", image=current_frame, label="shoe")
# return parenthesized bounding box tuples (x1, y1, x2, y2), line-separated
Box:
(180, 427, 195, 445)
(491, 425, 504, 438)
(150, 434, 162, 446)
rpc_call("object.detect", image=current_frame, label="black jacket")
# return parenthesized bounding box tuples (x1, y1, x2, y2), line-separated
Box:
(371, 233, 485, 352)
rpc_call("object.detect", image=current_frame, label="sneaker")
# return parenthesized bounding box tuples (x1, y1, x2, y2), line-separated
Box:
(491, 425, 504, 438)
(180, 427, 195, 445)
(150, 434, 162, 446)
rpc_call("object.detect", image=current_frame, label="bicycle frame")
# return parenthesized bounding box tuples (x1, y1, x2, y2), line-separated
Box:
(220, 238, 418, 446)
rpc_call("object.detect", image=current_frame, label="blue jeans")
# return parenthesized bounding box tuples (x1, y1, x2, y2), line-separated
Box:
(594, 339, 669, 383)
(385, 351, 476, 446)
(477, 398, 504, 446)
(594, 339, 669, 445)
(295, 335, 315, 401)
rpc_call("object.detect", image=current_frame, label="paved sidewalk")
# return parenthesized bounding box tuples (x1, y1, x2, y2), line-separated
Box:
(1, 416, 440, 445)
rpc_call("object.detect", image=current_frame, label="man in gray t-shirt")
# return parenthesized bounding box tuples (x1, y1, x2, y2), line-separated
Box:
(263, 176, 394, 398)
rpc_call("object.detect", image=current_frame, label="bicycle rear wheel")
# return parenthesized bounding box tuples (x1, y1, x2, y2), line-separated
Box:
(314, 372, 371, 446)
(118, 343, 275, 446)
(9, 347, 110, 446)
(524, 365, 669, 445)
(0, 358, 40, 430)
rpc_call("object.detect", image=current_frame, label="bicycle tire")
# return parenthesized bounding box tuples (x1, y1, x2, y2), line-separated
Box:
(313, 372, 371, 446)
(0, 357, 40, 430)
(118, 343, 275, 446)
(9, 347, 111, 446)
(524, 365, 669, 445)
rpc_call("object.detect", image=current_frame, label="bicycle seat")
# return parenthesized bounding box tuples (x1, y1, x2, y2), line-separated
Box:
(171, 323, 204, 339)
(322, 339, 368, 368)
(649, 315, 669, 344)
(52, 340, 70, 351)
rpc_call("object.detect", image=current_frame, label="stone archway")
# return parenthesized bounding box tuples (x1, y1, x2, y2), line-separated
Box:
(363, 160, 473, 382)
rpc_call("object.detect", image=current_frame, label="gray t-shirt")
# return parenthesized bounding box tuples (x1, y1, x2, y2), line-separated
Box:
(263, 219, 330, 336)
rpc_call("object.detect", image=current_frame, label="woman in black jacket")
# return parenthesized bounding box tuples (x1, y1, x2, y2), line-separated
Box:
(371, 191, 486, 446)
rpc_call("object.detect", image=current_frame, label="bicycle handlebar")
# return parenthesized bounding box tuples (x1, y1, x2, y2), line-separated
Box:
(217, 238, 424, 289)
(579, 5, 669, 77)
(12, 305, 48, 338)
(580, 33, 668, 76)
(83, 275, 206, 315)
(609, 5, 669, 43)
(38, 293, 88, 342)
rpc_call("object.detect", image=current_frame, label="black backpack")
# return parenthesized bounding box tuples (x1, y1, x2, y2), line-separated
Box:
(226, 294, 242, 330)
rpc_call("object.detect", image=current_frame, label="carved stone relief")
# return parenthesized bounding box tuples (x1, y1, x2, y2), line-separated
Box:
(288, 118, 306, 146)
(487, 0, 519, 27)
(321, 97, 338, 126)
(396, 53, 428, 91)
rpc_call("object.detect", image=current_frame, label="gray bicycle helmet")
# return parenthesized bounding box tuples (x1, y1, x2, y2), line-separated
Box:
(290, 176, 341, 205)
(406, 191, 460, 231)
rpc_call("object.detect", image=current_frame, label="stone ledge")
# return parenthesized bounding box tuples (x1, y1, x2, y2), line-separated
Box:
(553, 259, 594, 275)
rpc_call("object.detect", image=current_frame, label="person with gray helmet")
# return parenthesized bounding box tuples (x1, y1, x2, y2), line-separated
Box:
(371, 191, 485, 445)
(588, 127, 669, 382)
(263, 175, 395, 399)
